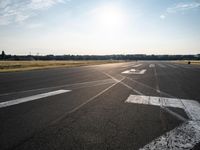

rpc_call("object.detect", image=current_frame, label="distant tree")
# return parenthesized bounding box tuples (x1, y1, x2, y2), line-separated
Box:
(1, 51, 5, 59)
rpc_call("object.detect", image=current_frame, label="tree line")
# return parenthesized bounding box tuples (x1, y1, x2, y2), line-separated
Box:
(1, 51, 200, 61)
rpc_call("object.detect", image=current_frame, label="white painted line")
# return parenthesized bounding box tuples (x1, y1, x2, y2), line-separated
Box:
(102, 72, 122, 82)
(125, 95, 200, 121)
(140, 69, 146, 74)
(51, 76, 125, 124)
(122, 69, 146, 74)
(125, 95, 182, 109)
(122, 70, 130, 74)
(133, 64, 142, 68)
(149, 64, 155, 68)
(120, 73, 189, 122)
(140, 121, 200, 150)
(121, 75, 170, 97)
(153, 66, 160, 93)
(158, 64, 166, 68)
(103, 72, 143, 95)
(0, 90, 71, 108)
(130, 69, 136, 72)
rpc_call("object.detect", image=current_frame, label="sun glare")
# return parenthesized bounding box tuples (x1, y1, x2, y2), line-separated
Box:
(94, 5, 125, 28)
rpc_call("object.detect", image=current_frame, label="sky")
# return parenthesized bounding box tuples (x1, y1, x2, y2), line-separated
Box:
(0, 0, 200, 55)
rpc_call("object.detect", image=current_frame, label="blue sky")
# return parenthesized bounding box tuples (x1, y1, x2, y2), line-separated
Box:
(0, 0, 200, 55)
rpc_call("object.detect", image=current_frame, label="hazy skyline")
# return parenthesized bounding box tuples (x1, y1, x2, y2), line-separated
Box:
(0, 0, 200, 55)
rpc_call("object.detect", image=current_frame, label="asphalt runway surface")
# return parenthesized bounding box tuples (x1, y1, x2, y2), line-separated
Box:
(0, 61, 200, 150)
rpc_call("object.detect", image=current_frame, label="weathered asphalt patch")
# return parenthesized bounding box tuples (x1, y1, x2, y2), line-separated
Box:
(125, 95, 200, 149)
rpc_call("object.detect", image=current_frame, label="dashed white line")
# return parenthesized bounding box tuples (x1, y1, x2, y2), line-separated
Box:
(0, 90, 71, 108)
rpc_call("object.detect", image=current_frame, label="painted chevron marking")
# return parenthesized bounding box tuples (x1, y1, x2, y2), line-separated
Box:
(125, 95, 200, 149)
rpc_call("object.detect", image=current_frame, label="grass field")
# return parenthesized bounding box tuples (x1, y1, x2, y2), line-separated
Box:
(0, 60, 122, 72)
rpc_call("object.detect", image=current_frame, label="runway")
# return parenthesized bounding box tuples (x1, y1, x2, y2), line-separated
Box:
(0, 61, 200, 150)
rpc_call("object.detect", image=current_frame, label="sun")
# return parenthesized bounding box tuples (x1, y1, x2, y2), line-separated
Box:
(94, 5, 125, 28)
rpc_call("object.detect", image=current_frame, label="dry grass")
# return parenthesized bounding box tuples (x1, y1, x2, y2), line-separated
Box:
(175, 60, 200, 65)
(0, 60, 121, 72)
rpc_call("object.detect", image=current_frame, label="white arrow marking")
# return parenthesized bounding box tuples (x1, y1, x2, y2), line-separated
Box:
(122, 69, 146, 74)
(0, 90, 71, 108)
(125, 95, 200, 121)
(125, 95, 200, 149)
(149, 64, 155, 68)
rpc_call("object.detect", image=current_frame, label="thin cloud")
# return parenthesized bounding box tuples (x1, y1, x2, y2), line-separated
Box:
(0, 0, 66, 25)
(29, 0, 65, 10)
(160, 1, 200, 20)
(167, 2, 200, 13)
